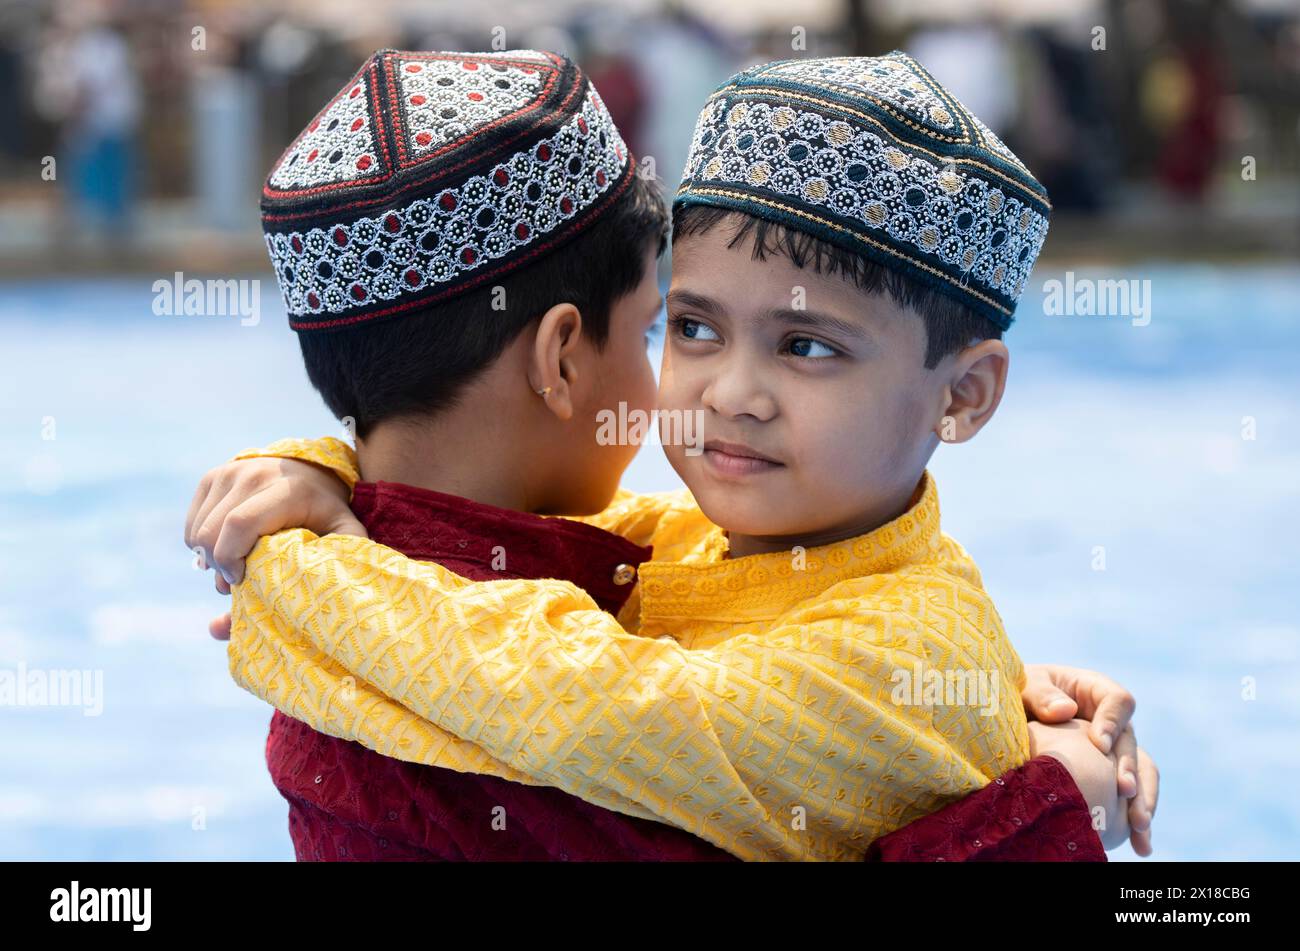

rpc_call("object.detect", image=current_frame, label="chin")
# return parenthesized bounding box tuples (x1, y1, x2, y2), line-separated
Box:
(690, 486, 795, 538)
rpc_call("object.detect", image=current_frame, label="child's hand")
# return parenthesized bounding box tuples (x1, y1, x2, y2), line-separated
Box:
(1027, 719, 1131, 851)
(184, 457, 365, 591)
(1019, 662, 1157, 855)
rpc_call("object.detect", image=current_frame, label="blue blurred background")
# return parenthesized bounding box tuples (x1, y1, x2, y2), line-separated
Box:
(1, 0, 1298, 860)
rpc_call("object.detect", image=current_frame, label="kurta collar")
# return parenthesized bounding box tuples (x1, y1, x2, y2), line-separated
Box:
(637, 472, 942, 623)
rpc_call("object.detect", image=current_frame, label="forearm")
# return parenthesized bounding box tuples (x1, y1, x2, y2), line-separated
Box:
(230, 435, 689, 546)
(234, 436, 361, 491)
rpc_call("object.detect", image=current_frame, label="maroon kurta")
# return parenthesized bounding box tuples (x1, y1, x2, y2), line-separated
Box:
(265, 480, 1103, 861)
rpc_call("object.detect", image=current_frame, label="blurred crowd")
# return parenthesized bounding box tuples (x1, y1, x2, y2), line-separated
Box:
(0, 0, 1297, 267)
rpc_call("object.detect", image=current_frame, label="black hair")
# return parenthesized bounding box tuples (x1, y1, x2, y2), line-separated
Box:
(300, 174, 668, 438)
(671, 205, 1002, 368)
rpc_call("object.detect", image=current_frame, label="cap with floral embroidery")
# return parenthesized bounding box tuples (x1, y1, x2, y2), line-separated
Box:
(674, 52, 1051, 330)
(262, 49, 634, 332)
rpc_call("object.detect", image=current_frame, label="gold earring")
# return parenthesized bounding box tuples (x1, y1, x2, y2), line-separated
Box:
(535, 386, 552, 397)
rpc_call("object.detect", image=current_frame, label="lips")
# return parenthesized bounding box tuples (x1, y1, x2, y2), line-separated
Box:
(701, 439, 783, 477)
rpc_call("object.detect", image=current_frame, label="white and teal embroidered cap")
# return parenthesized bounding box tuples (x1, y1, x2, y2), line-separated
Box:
(674, 52, 1051, 330)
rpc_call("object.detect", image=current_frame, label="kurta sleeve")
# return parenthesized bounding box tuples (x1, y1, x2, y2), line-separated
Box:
(229, 436, 687, 546)
(229, 528, 1029, 862)
(864, 754, 1106, 861)
(233, 436, 361, 492)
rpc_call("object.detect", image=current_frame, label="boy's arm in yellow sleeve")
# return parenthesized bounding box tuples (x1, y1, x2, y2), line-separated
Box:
(229, 436, 692, 546)
(230, 528, 1027, 862)
(233, 436, 360, 493)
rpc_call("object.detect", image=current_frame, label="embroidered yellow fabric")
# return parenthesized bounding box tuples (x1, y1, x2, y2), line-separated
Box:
(228, 436, 1030, 861)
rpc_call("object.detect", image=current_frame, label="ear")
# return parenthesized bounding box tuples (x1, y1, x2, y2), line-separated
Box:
(935, 339, 1009, 444)
(529, 303, 583, 422)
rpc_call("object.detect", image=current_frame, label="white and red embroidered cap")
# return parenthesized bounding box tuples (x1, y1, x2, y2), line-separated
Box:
(261, 49, 634, 332)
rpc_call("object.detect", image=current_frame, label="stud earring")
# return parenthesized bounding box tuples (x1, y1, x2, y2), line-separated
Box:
(535, 386, 552, 397)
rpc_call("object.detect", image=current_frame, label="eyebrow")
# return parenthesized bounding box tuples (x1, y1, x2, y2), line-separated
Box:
(665, 289, 722, 317)
(758, 307, 867, 341)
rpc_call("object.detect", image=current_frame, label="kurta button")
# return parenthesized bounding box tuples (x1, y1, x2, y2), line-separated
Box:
(612, 563, 636, 585)
(314, 774, 323, 784)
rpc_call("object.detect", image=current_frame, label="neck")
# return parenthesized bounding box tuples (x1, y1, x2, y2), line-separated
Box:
(357, 405, 538, 513)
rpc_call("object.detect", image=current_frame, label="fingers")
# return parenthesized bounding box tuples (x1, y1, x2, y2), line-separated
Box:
(209, 612, 232, 641)
(1132, 747, 1158, 829)
(212, 480, 306, 584)
(185, 467, 237, 554)
(1059, 669, 1135, 754)
(1088, 683, 1136, 755)
(1125, 748, 1158, 857)
(1113, 724, 1139, 798)
(1020, 664, 1079, 723)
(194, 488, 253, 584)
(184, 472, 214, 550)
(1129, 826, 1151, 857)
(188, 457, 359, 617)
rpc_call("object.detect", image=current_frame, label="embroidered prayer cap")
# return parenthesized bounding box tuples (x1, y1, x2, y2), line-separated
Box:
(261, 49, 635, 332)
(673, 52, 1051, 330)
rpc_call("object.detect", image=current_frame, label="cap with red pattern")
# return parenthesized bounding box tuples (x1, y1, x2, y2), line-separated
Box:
(261, 49, 634, 332)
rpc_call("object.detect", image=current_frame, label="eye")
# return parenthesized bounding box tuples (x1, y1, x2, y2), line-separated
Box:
(786, 336, 838, 359)
(670, 315, 721, 342)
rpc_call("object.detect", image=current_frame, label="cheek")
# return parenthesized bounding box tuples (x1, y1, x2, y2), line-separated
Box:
(790, 386, 904, 486)
(608, 343, 656, 421)
(633, 345, 658, 412)
(655, 350, 688, 413)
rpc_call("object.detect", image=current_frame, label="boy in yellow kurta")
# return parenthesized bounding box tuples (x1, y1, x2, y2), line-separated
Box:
(209, 53, 1056, 861)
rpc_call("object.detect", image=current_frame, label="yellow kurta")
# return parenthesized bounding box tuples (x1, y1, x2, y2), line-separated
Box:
(227, 437, 1031, 861)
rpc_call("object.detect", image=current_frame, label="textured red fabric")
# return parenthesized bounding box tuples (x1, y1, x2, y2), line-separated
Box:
(865, 754, 1106, 862)
(265, 479, 1103, 861)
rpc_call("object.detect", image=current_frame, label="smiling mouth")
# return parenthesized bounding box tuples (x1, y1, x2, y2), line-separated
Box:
(701, 440, 784, 477)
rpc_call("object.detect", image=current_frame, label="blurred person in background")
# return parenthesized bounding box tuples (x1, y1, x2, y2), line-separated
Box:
(33, 0, 140, 250)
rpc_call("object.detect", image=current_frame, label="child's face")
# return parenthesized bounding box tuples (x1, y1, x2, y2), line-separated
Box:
(658, 223, 946, 549)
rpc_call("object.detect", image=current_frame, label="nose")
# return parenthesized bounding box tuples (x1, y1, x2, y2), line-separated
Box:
(700, 350, 777, 422)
